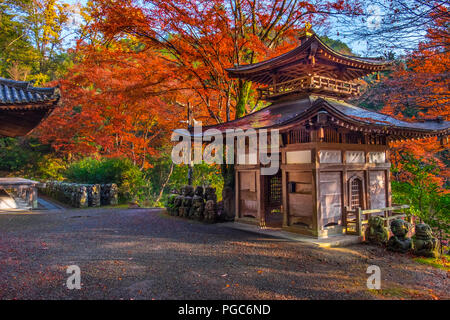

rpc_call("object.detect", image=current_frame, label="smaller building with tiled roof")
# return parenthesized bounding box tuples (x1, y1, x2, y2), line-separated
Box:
(0, 77, 60, 137)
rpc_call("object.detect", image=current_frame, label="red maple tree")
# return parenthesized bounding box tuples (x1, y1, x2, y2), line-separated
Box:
(380, 6, 449, 186)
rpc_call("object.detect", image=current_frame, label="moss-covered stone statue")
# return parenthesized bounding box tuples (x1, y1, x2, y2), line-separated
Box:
(189, 186, 205, 220)
(365, 216, 389, 245)
(173, 191, 184, 217)
(413, 223, 440, 258)
(221, 186, 235, 221)
(86, 184, 101, 207)
(387, 219, 412, 253)
(205, 187, 217, 202)
(179, 185, 194, 218)
(204, 200, 217, 223)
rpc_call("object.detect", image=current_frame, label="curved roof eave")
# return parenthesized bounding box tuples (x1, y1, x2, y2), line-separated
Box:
(226, 33, 391, 77)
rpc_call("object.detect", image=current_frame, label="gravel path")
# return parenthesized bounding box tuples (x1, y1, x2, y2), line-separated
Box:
(0, 208, 448, 300)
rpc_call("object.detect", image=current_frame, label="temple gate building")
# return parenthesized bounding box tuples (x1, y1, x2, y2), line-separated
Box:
(0, 77, 60, 210)
(193, 32, 449, 238)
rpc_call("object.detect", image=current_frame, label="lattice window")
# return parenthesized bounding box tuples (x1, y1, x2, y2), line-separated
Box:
(288, 129, 310, 144)
(350, 178, 363, 209)
(269, 175, 282, 206)
(323, 128, 341, 143)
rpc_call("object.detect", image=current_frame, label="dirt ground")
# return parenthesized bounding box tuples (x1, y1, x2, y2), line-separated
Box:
(0, 208, 448, 300)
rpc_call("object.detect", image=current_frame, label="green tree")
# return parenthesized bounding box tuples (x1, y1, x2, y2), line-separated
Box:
(392, 153, 449, 251)
(65, 157, 146, 202)
(0, 2, 39, 78)
(1, 0, 75, 83)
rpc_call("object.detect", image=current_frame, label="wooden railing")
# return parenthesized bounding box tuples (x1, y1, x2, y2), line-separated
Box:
(258, 75, 361, 100)
(344, 205, 412, 237)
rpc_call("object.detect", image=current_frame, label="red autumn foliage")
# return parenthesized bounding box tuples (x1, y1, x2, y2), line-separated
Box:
(38, 40, 183, 169)
(380, 7, 449, 186)
(38, 0, 360, 168)
(89, 0, 360, 123)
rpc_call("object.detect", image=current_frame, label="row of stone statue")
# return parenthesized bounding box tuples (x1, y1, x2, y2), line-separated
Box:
(366, 216, 440, 257)
(166, 186, 222, 223)
(40, 181, 118, 208)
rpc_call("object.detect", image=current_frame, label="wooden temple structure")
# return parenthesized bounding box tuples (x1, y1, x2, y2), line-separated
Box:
(198, 31, 449, 238)
(0, 77, 60, 209)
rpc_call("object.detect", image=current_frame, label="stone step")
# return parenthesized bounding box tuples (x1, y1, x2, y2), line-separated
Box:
(217, 222, 362, 248)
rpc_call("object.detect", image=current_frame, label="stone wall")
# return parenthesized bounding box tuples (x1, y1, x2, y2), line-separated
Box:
(39, 181, 118, 208)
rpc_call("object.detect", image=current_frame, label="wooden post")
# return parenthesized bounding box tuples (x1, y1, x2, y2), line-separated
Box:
(235, 170, 240, 220)
(282, 169, 288, 227)
(31, 187, 38, 209)
(357, 207, 363, 237)
(312, 167, 321, 237)
(259, 172, 266, 228)
(343, 206, 347, 233)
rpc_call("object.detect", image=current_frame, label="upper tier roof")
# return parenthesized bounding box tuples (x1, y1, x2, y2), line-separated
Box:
(226, 32, 391, 84)
(0, 78, 60, 137)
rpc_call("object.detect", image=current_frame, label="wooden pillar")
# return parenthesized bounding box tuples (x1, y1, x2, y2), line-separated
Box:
(312, 167, 321, 237)
(272, 73, 279, 93)
(365, 151, 372, 209)
(385, 149, 392, 207)
(342, 150, 348, 222)
(235, 170, 240, 220)
(282, 168, 288, 227)
(256, 169, 262, 227)
(259, 172, 266, 228)
(312, 146, 321, 236)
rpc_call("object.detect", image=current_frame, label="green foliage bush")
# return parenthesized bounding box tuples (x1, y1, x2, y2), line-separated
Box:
(145, 152, 224, 207)
(0, 137, 62, 178)
(65, 157, 146, 202)
(0, 138, 37, 172)
(392, 153, 449, 249)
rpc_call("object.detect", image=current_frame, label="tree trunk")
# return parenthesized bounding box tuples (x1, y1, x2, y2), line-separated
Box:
(235, 80, 252, 119)
(155, 162, 174, 204)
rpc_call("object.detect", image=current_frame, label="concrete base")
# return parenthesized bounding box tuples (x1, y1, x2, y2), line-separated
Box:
(218, 222, 362, 248)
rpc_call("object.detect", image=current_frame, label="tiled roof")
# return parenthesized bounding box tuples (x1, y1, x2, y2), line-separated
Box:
(0, 77, 60, 137)
(194, 96, 449, 140)
(0, 77, 60, 106)
(226, 33, 392, 74)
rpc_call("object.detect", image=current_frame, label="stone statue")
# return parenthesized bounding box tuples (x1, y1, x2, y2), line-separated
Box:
(204, 200, 217, 223)
(189, 186, 205, 220)
(387, 219, 412, 253)
(413, 223, 440, 258)
(173, 191, 184, 217)
(365, 216, 389, 246)
(204, 187, 217, 202)
(179, 185, 194, 218)
(101, 184, 119, 206)
(221, 186, 235, 221)
(86, 184, 101, 207)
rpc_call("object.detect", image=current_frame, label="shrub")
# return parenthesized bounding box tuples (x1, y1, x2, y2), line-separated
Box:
(35, 155, 68, 180)
(65, 157, 146, 202)
(392, 153, 449, 252)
